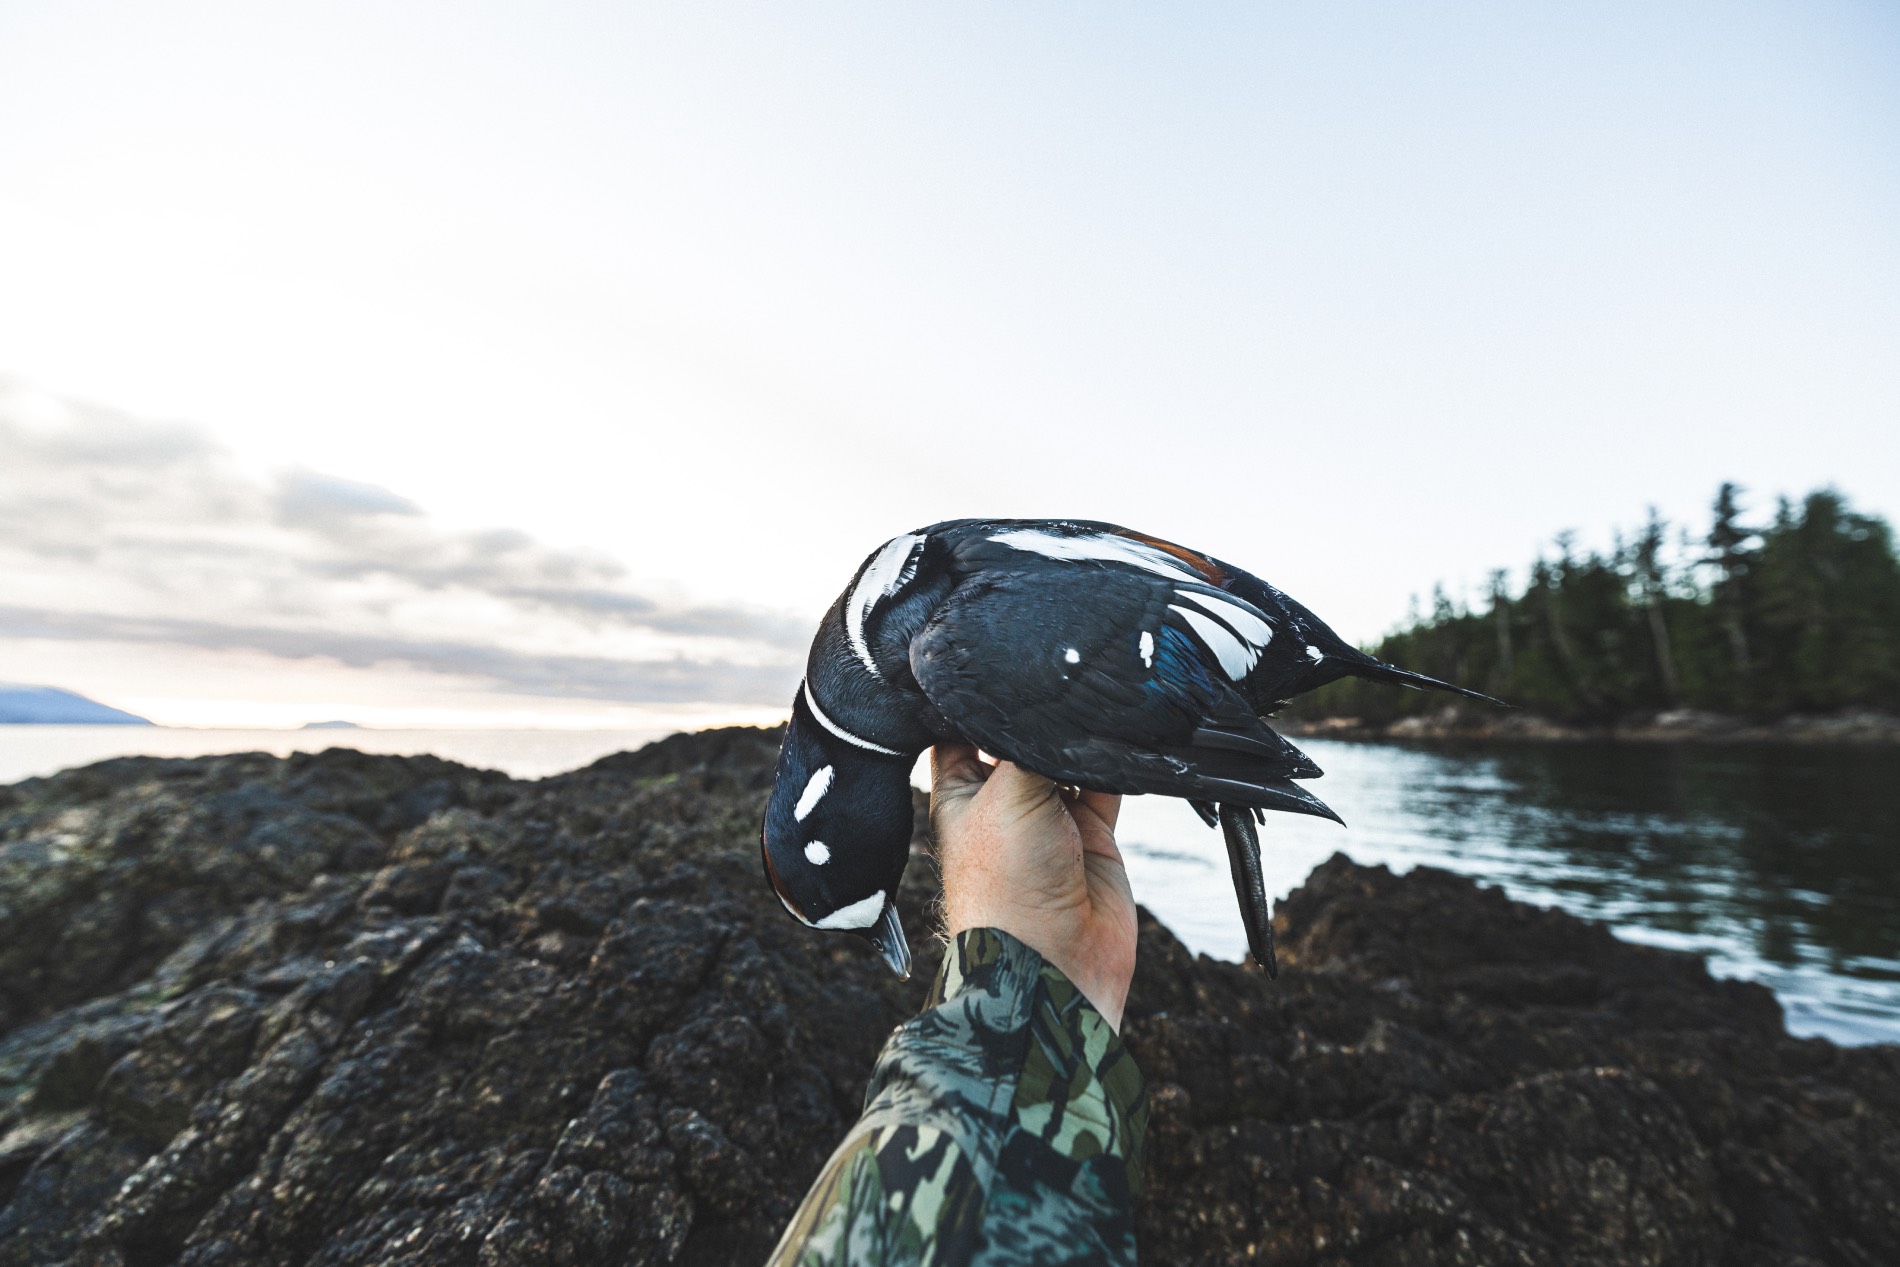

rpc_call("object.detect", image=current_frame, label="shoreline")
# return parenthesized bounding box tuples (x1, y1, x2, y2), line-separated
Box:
(1277, 706, 1900, 746)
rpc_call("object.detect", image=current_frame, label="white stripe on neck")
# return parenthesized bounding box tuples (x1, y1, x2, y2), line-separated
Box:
(846, 534, 924, 678)
(803, 681, 903, 756)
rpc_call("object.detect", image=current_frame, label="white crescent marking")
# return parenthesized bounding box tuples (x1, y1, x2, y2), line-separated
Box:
(803, 682, 903, 756)
(990, 528, 1200, 582)
(794, 765, 834, 821)
(846, 534, 924, 677)
(1170, 604, 1260, 679)
(776, 889, 815, 925)
(815, 889, 886, 930)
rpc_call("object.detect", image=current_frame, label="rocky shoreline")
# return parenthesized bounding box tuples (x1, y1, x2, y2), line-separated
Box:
(1279, 706, 1900, 746)
(3, 729, 1897, 1265)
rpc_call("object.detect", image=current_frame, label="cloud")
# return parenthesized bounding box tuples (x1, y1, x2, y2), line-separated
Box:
(275, 469, 423, 525)
(0, 381, 806, 707)
(0, 607, 791, 704)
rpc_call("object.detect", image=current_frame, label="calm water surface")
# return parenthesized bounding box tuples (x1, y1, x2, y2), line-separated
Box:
(1121, 738, 1900, 1046)
(0, 726, 673, 784)
(4, 727, 1897, 1045)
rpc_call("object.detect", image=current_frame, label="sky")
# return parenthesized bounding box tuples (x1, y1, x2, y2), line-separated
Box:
(1, 1, 1896, 728)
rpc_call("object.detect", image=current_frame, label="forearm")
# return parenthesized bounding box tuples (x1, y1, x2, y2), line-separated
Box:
(769, 928, 1147, 1266)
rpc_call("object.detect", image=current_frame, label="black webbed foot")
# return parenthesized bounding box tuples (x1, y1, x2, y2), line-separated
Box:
(1217, 803, 1277, 978)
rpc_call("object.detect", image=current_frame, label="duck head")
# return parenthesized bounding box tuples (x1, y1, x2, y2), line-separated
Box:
(761, 687, 917, 977)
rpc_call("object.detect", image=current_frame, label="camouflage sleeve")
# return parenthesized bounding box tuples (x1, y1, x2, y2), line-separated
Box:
(768, 927, 1147, 1267)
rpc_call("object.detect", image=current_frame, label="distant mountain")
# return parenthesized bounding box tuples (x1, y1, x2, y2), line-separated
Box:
(301, 720, 362, 730)
(0, 684, 153, 725)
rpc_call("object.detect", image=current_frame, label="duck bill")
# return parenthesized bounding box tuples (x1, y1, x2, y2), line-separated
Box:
(860, 902, 912, 980)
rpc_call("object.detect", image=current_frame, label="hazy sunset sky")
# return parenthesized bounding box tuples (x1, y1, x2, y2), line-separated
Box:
(3, 2, 1896, 727)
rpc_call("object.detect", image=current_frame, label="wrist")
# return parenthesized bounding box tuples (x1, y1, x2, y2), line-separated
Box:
(944, 911, 1132, 1031)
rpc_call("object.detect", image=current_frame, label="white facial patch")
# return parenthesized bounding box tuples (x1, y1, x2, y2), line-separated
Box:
(804, 840, 832, 865)
(1170, 604, 1262, 680)
(794, 765, 834, 821)
(1139, 630, 1154, 667)
(846, 534, 924, 677)
(802, 681, 903, 756)
(1064, 647, 1081, 664)
(815, 889, 886, 930)
(990, 528, 1201, 583)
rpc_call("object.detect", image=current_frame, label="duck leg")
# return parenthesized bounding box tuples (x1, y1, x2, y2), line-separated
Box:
(1218, 803, 1277, 978)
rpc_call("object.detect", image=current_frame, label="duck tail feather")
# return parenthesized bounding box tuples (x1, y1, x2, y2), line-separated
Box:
(1347, 658, 1509, 707)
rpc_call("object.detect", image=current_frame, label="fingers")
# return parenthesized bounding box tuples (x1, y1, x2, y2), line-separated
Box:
(1072, 787, 1121, 833)
(930, 742, 989, 831)
(983, 761, 1064, 818)
(931, 743, 989, 797)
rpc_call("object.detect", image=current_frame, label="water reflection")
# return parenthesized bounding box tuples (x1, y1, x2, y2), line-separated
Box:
(1117, 739, 1900, 1046)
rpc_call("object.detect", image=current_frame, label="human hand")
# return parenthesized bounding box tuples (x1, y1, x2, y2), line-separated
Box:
(930, 743, 1138, 1030)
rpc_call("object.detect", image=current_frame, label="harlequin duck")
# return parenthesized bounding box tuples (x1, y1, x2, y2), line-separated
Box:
(761, 519, 1500, 980)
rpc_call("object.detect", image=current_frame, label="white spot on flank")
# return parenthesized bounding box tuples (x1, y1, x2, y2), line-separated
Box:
(804, 840, 832, 865)
(990, 529, 1200, 582)
(794, 765, 833, 821)
(815, 889, 886, 930)
(802, 682, 903, 756)
(1064, 648, 1080, 664)
(1306, 644, 1325, 662)
(1139, 631, 1154, 667)
(1169, 605, 1261, 680)
(846, 535, 924, 677)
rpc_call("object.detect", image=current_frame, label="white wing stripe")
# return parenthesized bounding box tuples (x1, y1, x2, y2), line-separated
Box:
(990, 528, 1200, 582)
(1176, 589, 1275, 647)
(846, 534, 924, 677)
(1170, 604, 1260, 679)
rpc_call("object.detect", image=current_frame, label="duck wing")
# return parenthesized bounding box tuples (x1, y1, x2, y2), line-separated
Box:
(908, 560, 1341, 823)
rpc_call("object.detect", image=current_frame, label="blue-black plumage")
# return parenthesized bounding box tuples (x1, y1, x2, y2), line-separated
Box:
(761, 519, 1503, 979)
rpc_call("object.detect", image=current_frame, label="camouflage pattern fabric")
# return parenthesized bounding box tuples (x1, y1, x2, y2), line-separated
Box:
(768, 928, 1147, 1266)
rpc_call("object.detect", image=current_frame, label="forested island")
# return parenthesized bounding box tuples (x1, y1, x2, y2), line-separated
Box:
(1291, 485, 1900, 739)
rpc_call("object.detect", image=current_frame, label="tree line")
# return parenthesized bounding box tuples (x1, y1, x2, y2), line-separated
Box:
(1298, 485, 1900, 723)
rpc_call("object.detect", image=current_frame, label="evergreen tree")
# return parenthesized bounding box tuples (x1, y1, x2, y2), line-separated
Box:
(1294, 484, 1900, 723)
(1707, 482, 1756, 687)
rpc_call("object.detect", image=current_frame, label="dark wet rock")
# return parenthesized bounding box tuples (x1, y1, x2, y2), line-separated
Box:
(2, 732, 1897, 1265)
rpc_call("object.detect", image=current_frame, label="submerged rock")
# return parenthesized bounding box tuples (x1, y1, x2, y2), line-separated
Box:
(1, 730, 1895, 1265)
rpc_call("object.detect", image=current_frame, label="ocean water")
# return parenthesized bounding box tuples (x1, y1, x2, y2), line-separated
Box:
(1119, 739, 1900, 1047)
(0, 725, 675, 784)
(5, 726, 1897, 1046)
